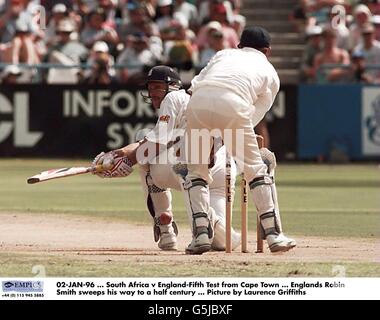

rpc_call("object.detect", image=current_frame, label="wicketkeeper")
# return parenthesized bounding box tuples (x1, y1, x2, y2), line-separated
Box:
(182, 26, 297, 254)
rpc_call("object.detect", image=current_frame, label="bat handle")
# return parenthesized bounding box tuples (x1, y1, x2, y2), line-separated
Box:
(91, 164, 107, 173)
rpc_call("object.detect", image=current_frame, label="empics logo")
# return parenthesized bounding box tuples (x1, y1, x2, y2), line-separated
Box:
(2, 281, 44, 292)
(0, 92, 43, 147)
(3, 282, 14, 289)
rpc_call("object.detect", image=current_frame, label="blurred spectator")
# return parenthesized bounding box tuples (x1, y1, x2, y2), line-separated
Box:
(160, 10, 192, 39)
(0, 0, 34, 43)
(159, 9, 197, 63)
(72, 0, 92, 19)
(46, 19, 88, 63)
(140, 0, 157, 20)
(82, 55, 116, 84)
(366, 0, 380, 15)
(43, 0, 74, 12)
(88, 40, 114, 65)
(0, 0, 6, 13)
(0, 0, 250, 84)
(164, 20, 194, 70)
(301, 0, 345, 27)
(118, 1, 159, 39)
(138, 18, 164, 61)
(196, 2, 239, 51)
(98, 0, 118, 29)
(198, 0, 234, 26)
(80, 8, 119, 49)
(1, 18, 40, 65)
(353, 23, 380, 82)
(372, 15, 380, 40)
(349, 4, 373, 50)
(46, 19, 88, 83)
(26, 1, 47, 39)
(231, 15, 246, 36)
(155, 0, 175, 32)
(300, 25, 323, 82)
(1, 25, 40, 82)
(196, 20, 217, 51)
(343, 50, 373, 83)
(230, 0, 246, 37)
(75, 0, 98, 12)
(199, 28, 226, 67)
(86, 40, 115, 77)
(0, 64, 22, 83)
(174, 0, 198, 30)
(116, 32, 157, 83)
(313, 27, 350, 83)
(209, 2, 238, 45)
(323, 9, 350, 50)
(45, 3, 69, 46)
(290, 3, 308, 32)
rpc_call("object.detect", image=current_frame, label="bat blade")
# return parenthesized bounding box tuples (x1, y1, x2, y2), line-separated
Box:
(27, 166, 94, 184)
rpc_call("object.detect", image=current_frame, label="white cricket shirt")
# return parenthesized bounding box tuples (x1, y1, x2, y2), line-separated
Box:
(190, 47, 280, 126)
(145, 89, 189, 145)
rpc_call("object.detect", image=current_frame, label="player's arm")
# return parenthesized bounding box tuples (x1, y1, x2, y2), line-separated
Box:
(93, 117, 177, 175)
(94, 137, 177, 177)
(92, 142, 139, 178)
(92, 136, 162, 178)
(93, 92, 180, 175)
(251, 75, 280, 127)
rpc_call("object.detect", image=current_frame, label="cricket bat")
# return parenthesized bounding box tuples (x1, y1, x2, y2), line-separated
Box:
(27, 165, 104, 184)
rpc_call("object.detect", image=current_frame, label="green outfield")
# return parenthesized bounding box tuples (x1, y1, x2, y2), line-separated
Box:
(0, 159, 379, 277)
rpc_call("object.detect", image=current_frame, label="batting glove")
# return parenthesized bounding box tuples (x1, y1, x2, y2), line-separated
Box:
(92, 151, 134, 178)
(259, 147, 276, 177)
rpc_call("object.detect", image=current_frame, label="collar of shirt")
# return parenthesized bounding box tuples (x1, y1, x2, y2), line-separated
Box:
(241, 47, 267, 58)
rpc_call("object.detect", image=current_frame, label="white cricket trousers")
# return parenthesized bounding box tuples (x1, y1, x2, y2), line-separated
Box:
(149, 145, 237, 223)
(185, 86, 268, 184)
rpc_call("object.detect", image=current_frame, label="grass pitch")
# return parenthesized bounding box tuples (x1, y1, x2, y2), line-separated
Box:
(1, 159, 378, 237)
(0, 159, 379, 277)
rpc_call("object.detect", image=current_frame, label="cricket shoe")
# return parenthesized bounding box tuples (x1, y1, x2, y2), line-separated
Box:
(230, 230, 242, 251)
(211, 220, 241, 251)
(266, 233, 296, 253)
(157, 223, 178, 251)
(154, 214, 178, 251)
(185, 233, 212, 255)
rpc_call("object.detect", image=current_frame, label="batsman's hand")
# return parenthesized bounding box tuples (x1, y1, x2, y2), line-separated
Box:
(92, 150, 134, 178)
(93, 151, 114, 170)
(259, 147, 276, 177)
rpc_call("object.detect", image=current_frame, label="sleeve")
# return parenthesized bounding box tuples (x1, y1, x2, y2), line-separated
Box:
(251, 74, 280, 127)
(145, 93, 178, 145)
(189, 49, 225, 92)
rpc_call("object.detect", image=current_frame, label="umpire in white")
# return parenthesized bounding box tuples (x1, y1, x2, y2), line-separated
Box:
(183, 26, 296, 254)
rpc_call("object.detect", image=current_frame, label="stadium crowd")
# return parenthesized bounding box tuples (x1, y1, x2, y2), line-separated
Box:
(294, 0, 380, 83)
(1, 0, 379, 84)
(0, 0, 245, 84)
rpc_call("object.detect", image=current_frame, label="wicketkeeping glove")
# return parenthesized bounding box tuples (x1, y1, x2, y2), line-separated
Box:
(92, 151, 134, 178)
